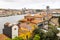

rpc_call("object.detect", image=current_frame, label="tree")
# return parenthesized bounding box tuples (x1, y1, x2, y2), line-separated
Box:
(46, 26, 59, 40)
(58, 16, 60, 25)
(33, 28, 40, 35)
(33, 28, 46, 40)
(33, 34, 40, 40)
(28, 37, 33, 40)
(39, 30, 46, 40)
(12, 37, 24, 40)
(5, 38, 12, 40)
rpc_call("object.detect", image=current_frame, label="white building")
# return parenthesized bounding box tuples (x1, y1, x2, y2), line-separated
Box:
(3, 22, 18, 39)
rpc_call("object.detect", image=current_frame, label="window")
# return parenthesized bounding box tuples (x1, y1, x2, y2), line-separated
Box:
(14, 28, 16, 30)
(43, 18, 45, 20)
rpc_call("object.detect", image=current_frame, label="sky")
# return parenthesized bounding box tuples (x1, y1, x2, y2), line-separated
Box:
(0, 0, 60, 9)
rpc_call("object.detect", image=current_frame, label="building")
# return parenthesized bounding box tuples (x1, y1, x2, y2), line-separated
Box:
(19, 12, 52, 30)
(2, 6, 53, 39)
(3, 22, 18, 39)
(2, 11, 52, 39)
(18, 23, 35, 39)
(3, 22, 36, 39)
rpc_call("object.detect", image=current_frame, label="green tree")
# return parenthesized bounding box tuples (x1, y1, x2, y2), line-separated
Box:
(33, 28, 46, 40)
(28, 37, 33, 40)
(46, 26, 59, 40)
(33, 34, 40, 40)
(12, 37, 24, 40)
(58, 16, 60, 25)
(33, 28, 40, 35)
(33, 24, 59, 40)
(5, 38, 12, 40)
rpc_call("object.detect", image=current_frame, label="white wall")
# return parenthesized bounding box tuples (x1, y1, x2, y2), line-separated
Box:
(12, 25, 18, 39)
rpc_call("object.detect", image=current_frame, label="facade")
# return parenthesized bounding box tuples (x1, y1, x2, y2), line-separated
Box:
(3, 22, 18, 39)
(18, 23, 35, 39)
(19, 13, 52, 30)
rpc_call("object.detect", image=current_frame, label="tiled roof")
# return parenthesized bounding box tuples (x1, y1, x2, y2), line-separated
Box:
(20, 12, 52, 24)
(34, 14, 43, 18)
(31, 20, 43, 24)
(41, 12, 47, 16)
(20, 19, 27, 22)
(25, 13, 31, 16)
(4, 22, 10, 26)
(20, 23, 28, 28)
(19, 23, 33, 32)
(47, 14, 52, 19)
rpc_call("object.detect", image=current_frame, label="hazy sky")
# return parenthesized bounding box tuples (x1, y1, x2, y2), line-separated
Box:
(0, 0, 60, 9)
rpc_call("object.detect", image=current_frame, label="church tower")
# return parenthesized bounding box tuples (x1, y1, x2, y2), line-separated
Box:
(46, 6, 50, 14)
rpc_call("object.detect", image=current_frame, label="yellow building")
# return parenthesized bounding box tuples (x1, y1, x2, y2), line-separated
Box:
(18, 23, 36, 39)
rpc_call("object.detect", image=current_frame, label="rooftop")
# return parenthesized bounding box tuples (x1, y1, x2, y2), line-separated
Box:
(31, 20, 43, 24)
(34, 14, 43, 18)
(0, 34, 8, 40)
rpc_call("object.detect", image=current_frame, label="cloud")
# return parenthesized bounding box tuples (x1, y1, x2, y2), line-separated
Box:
(1, 0, 14, 2)
(0, 0, 60, 9)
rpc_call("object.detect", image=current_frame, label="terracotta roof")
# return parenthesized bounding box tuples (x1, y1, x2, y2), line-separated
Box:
(41, 12, 47, 16)
(20, 19, 27, 22)
(47, 14, 52, 19)
(0, 34, 8, 40)
(34, 14, 43, 18)
(4, 22, 10, 26)
(25, 14, 34, 19)
(41, 12, 52, 19)
(4, 22, 13, 27)
(24, 16, 34, 19)
(20, 23, 29, 29)
(19, 23, 32, 31)
(26, 13, 31, 16)
(31, 20, 43, 24)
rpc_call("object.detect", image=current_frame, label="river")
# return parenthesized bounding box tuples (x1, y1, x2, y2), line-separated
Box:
(0, 14, 26, 34)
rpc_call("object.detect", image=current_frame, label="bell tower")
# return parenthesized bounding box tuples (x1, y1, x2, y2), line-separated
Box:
(46, 6, 50, 14)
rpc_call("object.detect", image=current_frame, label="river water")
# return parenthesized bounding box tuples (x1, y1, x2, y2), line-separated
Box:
(0, 14, 26, 34)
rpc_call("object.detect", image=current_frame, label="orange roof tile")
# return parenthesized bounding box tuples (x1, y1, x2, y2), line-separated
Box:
(19, 23, 32, 31)
(47, 14, 52, 17)
(20, 19, 27, 22)
(26, 13, 31, 16)
(24, 16, 34, 19)
(34, 14, 43, 18)
(20, 23, 29, 29)
(31, 20, 43, 24)
(41, 12, 47, 16)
